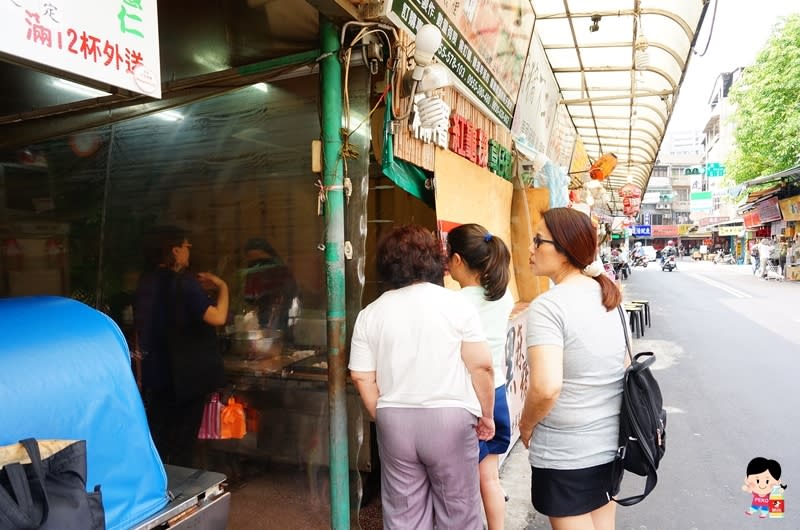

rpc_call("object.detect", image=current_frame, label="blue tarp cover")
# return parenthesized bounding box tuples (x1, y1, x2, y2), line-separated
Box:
(0, 296, 168, 530)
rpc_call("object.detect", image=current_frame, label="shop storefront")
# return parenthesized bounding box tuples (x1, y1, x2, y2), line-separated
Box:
(779, 195, 800, 280)
(1, 1, 709, 527)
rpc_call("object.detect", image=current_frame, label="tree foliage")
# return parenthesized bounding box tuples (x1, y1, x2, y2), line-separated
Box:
(727, 14, 800, 184)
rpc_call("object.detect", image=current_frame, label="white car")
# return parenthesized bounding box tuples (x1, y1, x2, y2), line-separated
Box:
(641, 246, 657, 262)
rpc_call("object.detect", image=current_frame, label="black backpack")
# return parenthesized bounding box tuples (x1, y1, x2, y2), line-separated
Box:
(609, 306, 667, 506)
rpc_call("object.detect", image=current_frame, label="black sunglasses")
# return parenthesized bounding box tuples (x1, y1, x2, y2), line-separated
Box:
(533, 234, 558, 249)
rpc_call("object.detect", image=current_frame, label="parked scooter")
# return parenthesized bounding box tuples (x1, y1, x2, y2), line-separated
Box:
(713, 249, 736, 265)
(662, 255, 677, 272)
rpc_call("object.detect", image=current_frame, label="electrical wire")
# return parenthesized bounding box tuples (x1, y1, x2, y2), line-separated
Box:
(693, 0, 718, 57)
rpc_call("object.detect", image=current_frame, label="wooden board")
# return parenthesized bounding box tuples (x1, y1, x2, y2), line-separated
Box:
(511, 187, 551, 302)
(433, 148, 517, 300)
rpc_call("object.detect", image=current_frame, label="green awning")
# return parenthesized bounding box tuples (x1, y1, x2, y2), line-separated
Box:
(381, 92, 434, 208)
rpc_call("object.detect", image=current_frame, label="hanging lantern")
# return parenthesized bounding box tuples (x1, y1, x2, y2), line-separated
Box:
(618, 183, 642, 198)
(589, 153, 618, 181)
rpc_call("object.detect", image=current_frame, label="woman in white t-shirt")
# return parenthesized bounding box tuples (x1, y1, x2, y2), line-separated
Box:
(349, 225, 496, 530)
(519, 208, 626, 530)
(446, 223, 514, 530)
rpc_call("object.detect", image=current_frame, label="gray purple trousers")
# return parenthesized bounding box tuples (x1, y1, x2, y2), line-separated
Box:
(376, 407, 483, 530)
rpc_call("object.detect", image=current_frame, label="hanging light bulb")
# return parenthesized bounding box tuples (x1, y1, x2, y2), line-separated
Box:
(634, 12, 649, 71)
(634, 34, 649, 70)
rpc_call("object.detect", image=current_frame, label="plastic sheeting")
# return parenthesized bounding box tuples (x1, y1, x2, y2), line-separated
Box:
(536, 162, 570, 209)
(0, 296, 168, 530)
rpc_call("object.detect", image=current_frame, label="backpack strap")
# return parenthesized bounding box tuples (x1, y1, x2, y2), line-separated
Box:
(613, 470, 658, 506)
(613, 305, 660, 505)
(616, 305, 634, 365)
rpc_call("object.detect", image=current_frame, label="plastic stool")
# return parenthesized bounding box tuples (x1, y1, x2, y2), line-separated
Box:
(624, 303, 645, 338)
(629, 299, 650, 327)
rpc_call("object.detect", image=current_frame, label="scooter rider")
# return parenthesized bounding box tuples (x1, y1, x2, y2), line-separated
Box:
(661, 240, 677, 265)
(631, 242, 647, 266)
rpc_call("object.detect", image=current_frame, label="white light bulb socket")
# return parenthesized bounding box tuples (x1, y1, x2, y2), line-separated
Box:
(414, 24, 443, 67)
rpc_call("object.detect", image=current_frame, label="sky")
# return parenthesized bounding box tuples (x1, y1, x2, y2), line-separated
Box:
(667, 0, 799, 134)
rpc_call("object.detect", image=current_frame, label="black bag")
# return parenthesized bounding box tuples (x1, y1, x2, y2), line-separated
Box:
(610, 306, 667, 506)
(167, 273, 225, 403)
(0, 439, 105, 530)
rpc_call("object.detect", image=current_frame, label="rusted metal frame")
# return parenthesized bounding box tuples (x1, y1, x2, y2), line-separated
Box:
(319, 15, 350, 530)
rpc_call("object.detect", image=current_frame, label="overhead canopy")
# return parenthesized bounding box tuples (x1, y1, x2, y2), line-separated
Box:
(532, 0, 709, 205)
(743, 164, 800, 188)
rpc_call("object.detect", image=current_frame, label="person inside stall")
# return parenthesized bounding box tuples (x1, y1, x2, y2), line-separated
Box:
(134, 226, 229, 467)
(241, 237, 296, 332)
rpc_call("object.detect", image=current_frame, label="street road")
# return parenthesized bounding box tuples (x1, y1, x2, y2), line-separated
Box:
(502, 258, 800, 530)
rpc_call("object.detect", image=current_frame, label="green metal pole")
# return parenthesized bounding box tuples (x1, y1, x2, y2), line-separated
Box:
(319, 15, 350, 530)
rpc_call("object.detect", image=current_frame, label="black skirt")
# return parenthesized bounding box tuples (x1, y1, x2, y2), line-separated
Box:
(531, 461, 617, 517)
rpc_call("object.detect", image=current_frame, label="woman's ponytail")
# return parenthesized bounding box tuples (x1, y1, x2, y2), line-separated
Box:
(447, 224, 511, 301)
(593, 273, 622, 311)
(480, 236, 511, 301)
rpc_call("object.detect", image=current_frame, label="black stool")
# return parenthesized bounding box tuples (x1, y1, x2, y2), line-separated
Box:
(623, 303, 645, 338)
(629, 299, 651, 327)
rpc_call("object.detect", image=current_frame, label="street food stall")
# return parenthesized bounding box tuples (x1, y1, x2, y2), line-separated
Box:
(0, 0, 709, 526)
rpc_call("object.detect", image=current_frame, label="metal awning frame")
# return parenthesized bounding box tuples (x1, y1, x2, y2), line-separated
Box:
(531, 0, 711, 212)
(743, 164, 800, 189)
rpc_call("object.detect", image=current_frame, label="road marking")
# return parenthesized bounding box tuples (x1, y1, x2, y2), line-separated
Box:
(686, 273, 751, 299)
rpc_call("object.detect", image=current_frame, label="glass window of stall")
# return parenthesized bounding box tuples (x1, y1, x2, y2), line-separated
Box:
(0, 69, 376, 526)
(0, 73, 368, 350)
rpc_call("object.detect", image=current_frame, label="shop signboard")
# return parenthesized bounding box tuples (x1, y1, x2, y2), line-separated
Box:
(743, 210, 762, 228)
(779, 195, 800, 222)
(512, 33, 560, 150)
(1, 0, 161, 98)
(718, 225, 744, 237)
(690, 171, 704, 192)
(652, 225, 679, 238)
(633, 225, 652, 237)
(389, 0, 534, 128)
(546, 104, 577, 170)
(691, 191, 712, 212)
(756, 196, 782, 223)
(705, 162, 725, 177)
(501, 306, 528, 464)
(677, 224, 694, 236)
(699, 215, 728, 227)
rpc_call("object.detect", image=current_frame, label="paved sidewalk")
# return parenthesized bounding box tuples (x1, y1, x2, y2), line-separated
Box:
(500, 441, 541, 529)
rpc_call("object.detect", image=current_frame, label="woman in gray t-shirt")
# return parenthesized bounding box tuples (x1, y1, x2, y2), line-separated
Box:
(519, 208, 626, 529)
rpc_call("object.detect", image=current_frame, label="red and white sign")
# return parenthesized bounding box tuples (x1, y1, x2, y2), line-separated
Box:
(743, 210, 762, 228)
(756, 196, 782, 223)
(651, 225, 679, 238)
(1, 0, 161, 97)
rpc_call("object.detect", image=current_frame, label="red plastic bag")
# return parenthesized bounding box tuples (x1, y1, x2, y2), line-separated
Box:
(197, 392, 222, 440)
(220, 397, 247, 439)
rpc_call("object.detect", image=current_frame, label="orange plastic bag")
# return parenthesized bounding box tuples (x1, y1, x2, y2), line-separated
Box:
(220, 397, 247, 439)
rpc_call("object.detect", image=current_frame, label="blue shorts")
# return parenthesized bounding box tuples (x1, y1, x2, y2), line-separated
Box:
(479, 385, 511, 461)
